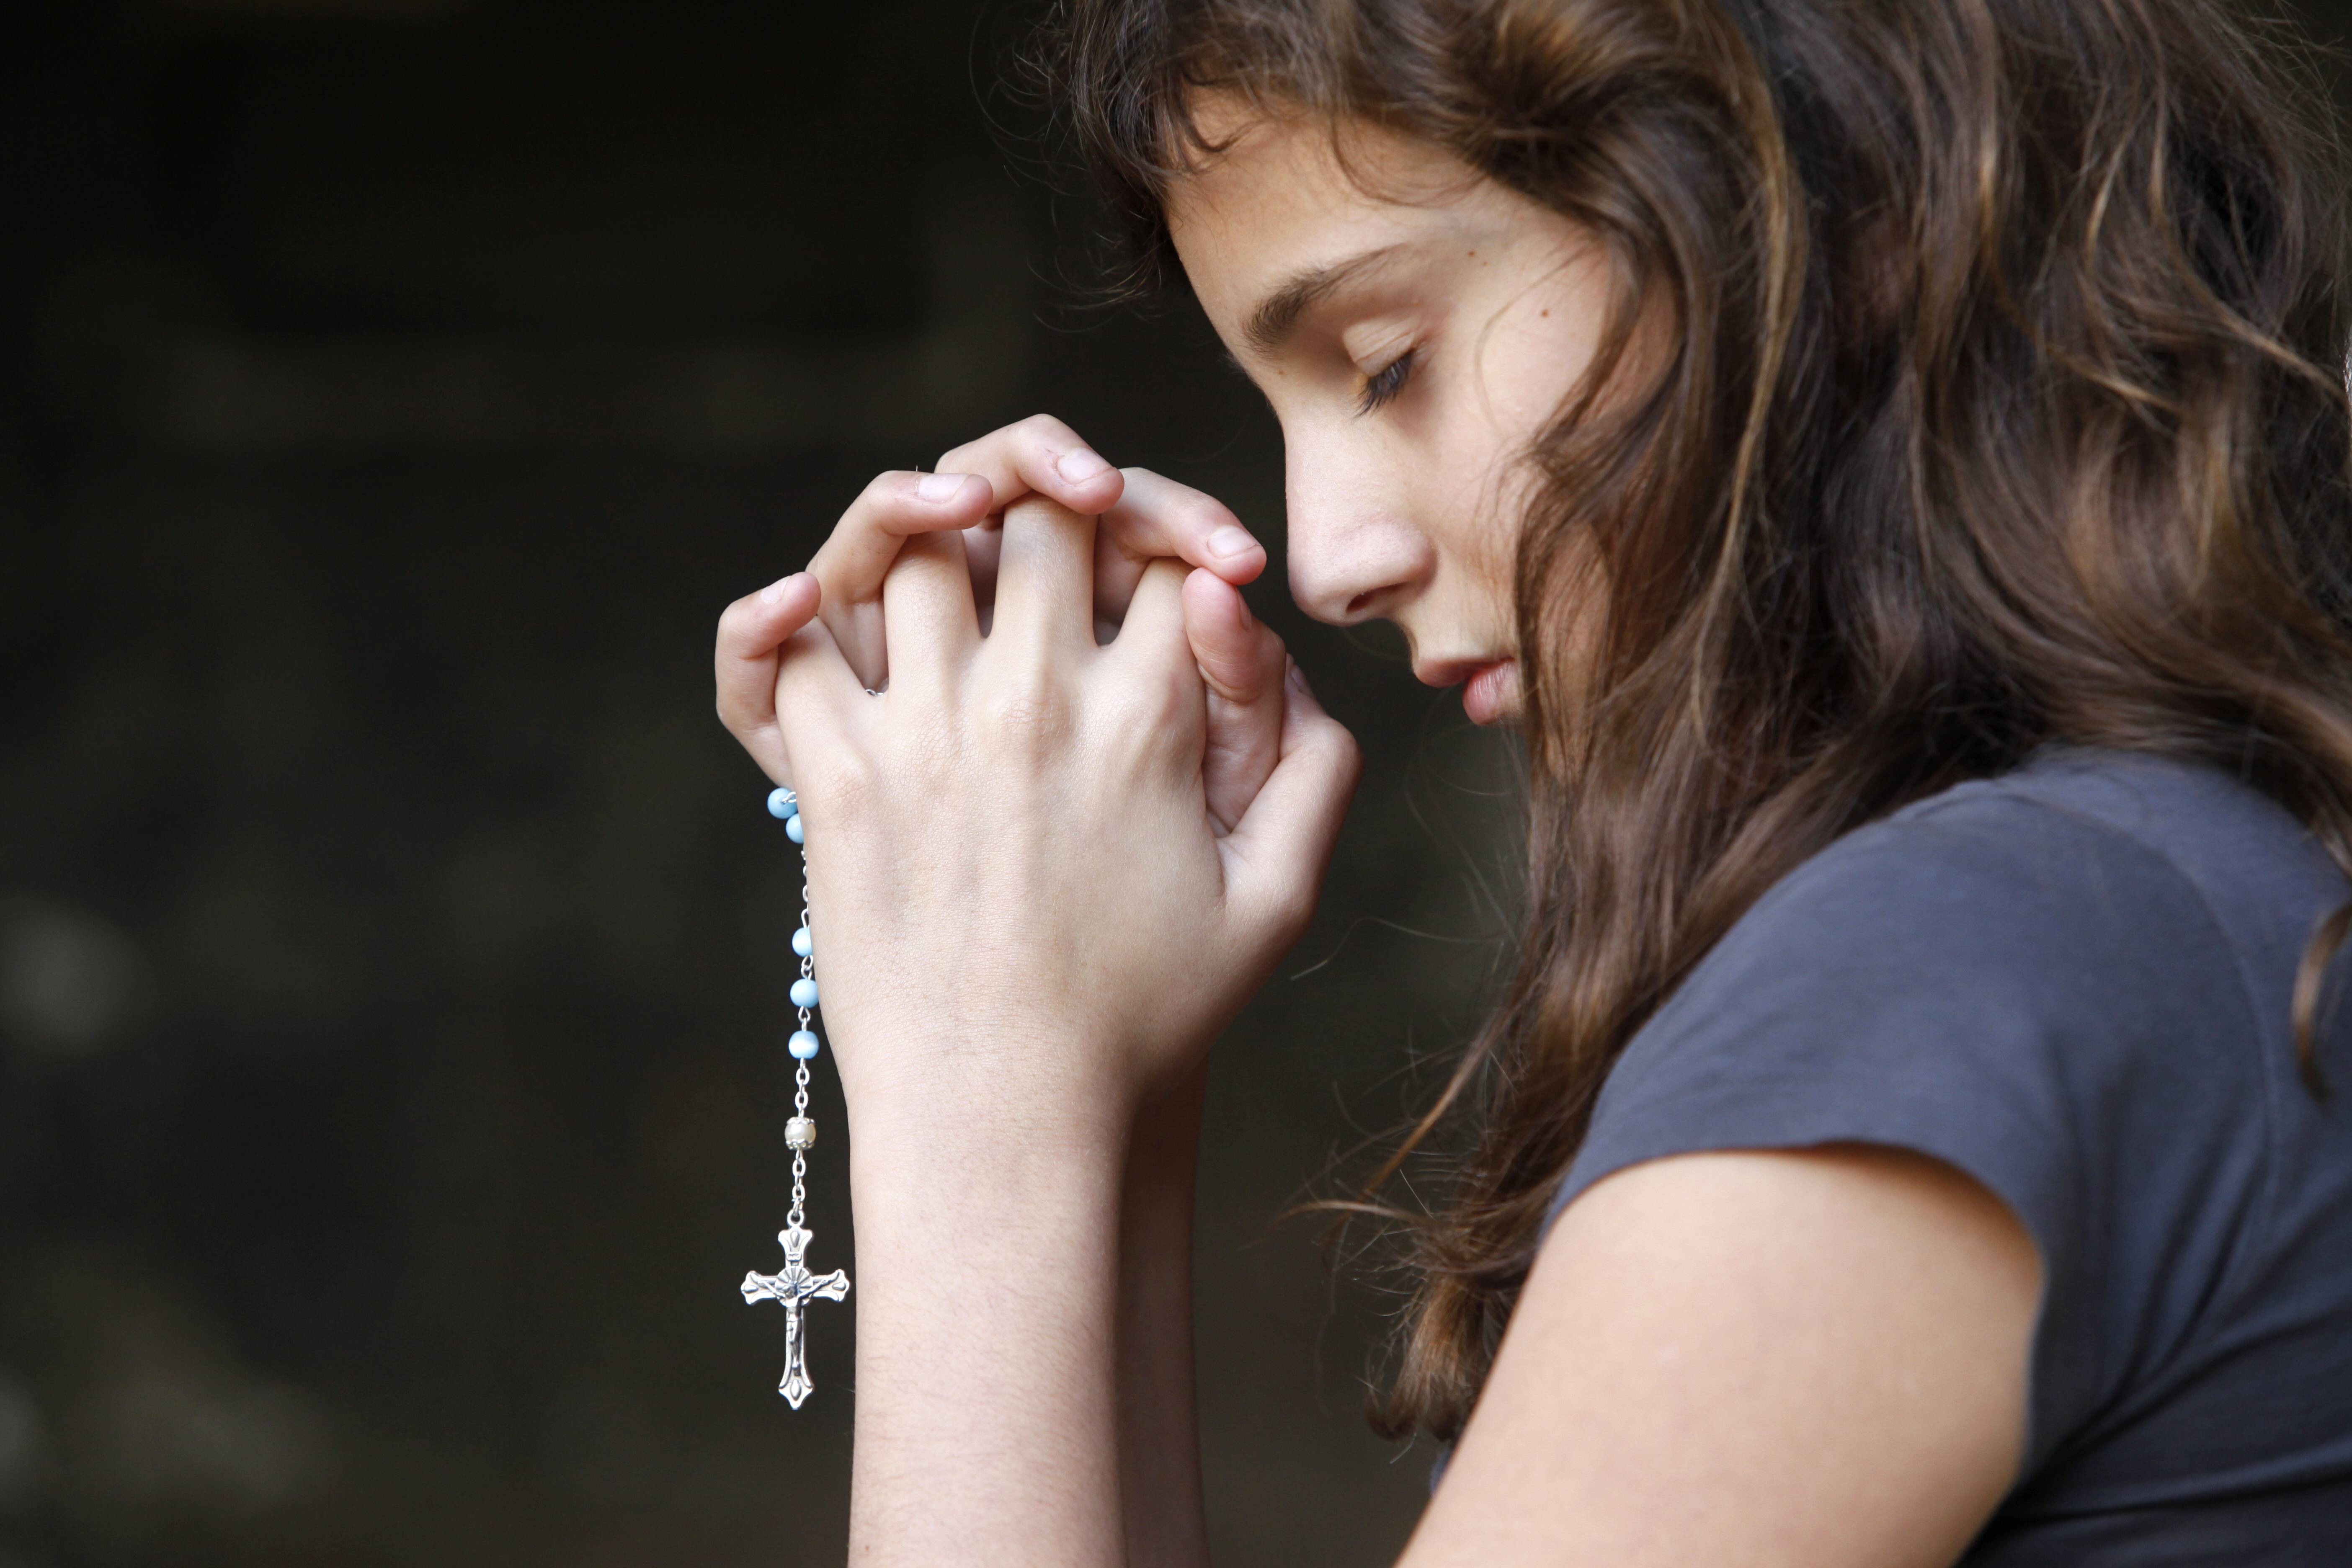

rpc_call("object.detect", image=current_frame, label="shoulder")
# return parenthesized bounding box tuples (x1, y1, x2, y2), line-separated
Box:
(1790, 744, 2345, 938)
(1570, 749, 2326, 1190)
(1743, 747, 2298, 966)
(1600, 752, 2282, 1129)
(1554, 750, 2343, 1464)
(1541, 748, 2352, 1504)
(1635, 747, 2333, 1082)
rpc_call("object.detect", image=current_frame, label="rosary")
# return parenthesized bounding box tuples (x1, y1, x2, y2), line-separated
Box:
(740, 784, 850, 1407)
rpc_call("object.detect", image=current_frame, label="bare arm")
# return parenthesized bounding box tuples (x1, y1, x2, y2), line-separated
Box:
(1403, 1145, 2042, 1568)
(844, 1068, 1215, 1568)
(848, 1108, 1131, 1564)
(839, 1076, 1214, 1567)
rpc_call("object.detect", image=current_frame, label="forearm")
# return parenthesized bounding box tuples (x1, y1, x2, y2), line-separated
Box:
(1118, 1064, 1212, 1568)
(847, 1104, 1130, 1567)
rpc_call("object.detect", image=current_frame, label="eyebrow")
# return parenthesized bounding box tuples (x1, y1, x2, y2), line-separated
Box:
(1243, 243, 1408, 355)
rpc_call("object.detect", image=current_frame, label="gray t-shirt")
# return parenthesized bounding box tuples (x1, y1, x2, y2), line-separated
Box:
(1545, 748, 2352, 1563)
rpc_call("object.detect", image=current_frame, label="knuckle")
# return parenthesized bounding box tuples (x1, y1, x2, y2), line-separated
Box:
(855, 469, 921, 518)
(977, 681, 1071, 752)
(1107, 673, 1185, 736)
(1015, 413, 1078, 460)
(1096, 687, 1148, 738)
(810, 747, 879, 820)
(1106, 522, 1158, 565)
(1181, 495, 1238, 535)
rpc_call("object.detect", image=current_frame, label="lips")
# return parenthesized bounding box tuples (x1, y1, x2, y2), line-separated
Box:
(1460, 660, 1519, 724)
(1415, 655, 1520, 725)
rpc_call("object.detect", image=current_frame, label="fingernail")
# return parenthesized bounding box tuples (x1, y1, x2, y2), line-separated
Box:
(1287, 659, 1311, 695)
(759, 573, 797, 605)
(1055, 448, 1111, 483)
(917, 471, 967, 503)
(1207, 525, 1258, 560)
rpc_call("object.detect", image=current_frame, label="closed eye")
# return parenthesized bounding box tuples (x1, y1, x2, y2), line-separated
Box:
(1356, 347, 1417, 415)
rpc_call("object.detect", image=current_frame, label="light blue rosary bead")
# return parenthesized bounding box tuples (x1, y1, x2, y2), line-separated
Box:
(789, 1029, 821, 1060)
(790, 977, 820, 1008)
(766, 787, 796, 820)
(792, 926, 813, 957)
(784, 814, 805, 845)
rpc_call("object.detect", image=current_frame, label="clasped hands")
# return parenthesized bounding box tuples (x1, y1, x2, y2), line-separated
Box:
(715, 415, 1360, 1147)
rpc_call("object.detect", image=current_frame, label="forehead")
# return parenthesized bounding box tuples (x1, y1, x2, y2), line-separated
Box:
(1163, 103, 1506, 322)
(1166, 100, 1571, 334)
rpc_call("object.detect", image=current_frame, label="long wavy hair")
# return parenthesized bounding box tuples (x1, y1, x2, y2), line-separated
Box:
(1039, 0, 2352, 1439)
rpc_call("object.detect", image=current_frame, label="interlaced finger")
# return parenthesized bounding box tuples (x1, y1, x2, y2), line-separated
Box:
(935, 413, 1126, 526)
(809, 469, 993, 689)
(989, 495, 1100, 666)
(1092, 468, 1267, 625)
(879, 531, 982, 701)
(716, 571, 823, 784)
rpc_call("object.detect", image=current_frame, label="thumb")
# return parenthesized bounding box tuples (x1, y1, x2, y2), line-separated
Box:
(1182, 569, 1289, 833)
(1220, 658, 1360, 946)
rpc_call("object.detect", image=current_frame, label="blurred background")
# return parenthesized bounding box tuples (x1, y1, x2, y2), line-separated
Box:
(0, 2, 1544, 1563)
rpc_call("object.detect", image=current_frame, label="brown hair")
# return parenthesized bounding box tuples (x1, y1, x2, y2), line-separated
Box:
(1040, 0, 2352, 1439)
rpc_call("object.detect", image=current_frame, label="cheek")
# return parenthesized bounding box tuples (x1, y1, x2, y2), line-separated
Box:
(1436, 285, 1609, 595)
(1478, 314, 1600, 441)
(1416, 386, 1536, 601)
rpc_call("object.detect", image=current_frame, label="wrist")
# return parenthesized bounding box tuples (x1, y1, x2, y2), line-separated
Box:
(851, 1132, 1125, 1232)
(835, 1014, 1145, 1158)
(844, 1080, 1130, 1568)
(846, 1082, 1131, 1235)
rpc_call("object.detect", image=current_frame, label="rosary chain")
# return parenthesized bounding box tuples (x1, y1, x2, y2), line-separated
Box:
(742, 782, 846, 1411)
(788, 877, 812, 1229)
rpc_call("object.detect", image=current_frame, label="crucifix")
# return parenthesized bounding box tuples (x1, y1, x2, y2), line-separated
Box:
(743, 1222, 850, 1407)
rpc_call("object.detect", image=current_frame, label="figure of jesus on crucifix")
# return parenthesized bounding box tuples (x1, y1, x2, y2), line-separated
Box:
(741, 1224, 849, 1408)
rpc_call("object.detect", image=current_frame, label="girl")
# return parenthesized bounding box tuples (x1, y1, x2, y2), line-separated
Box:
(714, 0, 2352, 1560)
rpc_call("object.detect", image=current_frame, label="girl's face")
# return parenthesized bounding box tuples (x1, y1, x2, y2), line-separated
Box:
(1167, 106, 1613, 725)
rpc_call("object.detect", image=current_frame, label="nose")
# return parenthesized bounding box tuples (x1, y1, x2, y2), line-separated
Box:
(1282, 443, 1436, 626)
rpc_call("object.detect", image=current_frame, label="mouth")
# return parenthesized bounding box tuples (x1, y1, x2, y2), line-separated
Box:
(1415, 656, 1520, 725)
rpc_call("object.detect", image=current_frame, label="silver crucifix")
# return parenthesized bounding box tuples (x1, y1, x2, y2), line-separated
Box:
(742, 1223, 850, 1407)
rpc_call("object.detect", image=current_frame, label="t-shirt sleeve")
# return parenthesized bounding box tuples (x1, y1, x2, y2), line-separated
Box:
(1548, 787, 2276, 1474)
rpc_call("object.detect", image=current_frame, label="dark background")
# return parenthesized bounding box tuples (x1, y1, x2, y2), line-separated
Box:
(2, 3, 2345, 1565)
(0, 3, 1528, 1563)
